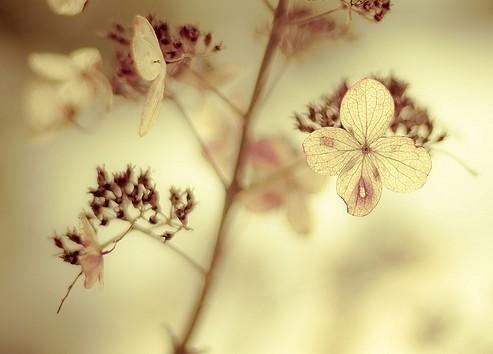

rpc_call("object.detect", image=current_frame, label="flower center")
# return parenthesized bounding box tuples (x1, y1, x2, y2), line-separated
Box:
(361, 144, 371, 154)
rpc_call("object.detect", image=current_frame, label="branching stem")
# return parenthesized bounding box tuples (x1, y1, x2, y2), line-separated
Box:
(174, 1, 289, 352)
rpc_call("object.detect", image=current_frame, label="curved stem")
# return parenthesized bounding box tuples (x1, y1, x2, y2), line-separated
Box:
(189, 68, 245, 118)
(174, 1, 289, 352)
(57, 271, 82, 314)
(431, 147, 478, 176)
(292, 5, 343, 26)
(169, 94, 230, 188)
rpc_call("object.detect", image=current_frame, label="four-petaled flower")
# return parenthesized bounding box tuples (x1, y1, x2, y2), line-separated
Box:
(27, 47, 112, 135)
(242, 138, 326, 234)
(303, 78, 432, 216)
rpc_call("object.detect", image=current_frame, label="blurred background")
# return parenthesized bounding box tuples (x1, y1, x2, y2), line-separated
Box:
(1, 0, 493, 353)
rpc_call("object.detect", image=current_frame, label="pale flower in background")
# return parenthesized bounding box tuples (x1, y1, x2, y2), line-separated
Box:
(303, 78, 432, 216)
(46, 0, 88, 16)
(26, 47, 112, 136)
(242, 138, 326, 235)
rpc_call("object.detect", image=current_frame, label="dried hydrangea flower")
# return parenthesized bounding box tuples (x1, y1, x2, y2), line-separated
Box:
(343, 0, 391, 23)
(53, 165, 197, 313)
(131, 15, 167, 136)
(46, 0, 88, 16)
(108, 15, 223, 99)
(302, 78, 432, 216)
(26, 47, 112, 135)
(77, 214, 104, 288)
(295, 75, 446, 148)
(54, 214, 104, 289)
(258, 5, 348, 58)
(241, 137, 326, 234)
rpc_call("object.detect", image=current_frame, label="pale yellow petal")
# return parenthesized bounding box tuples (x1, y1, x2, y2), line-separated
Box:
(340, 78, 394, 145)
(371, 137, 432, 193)
(25, 81, 65, 129)
(139, 73, 165, 136)
(28, 53, 76, 81)
(285, 192, 312, 235)
(336, 154, 382, 217)
(47, 0, 87, 15)
(131, 15, 165, 81)
(79, 253, 103, 288)
(302, 127, 360, 176)
(70, 47, 102, 71)
(79, 214, 98, 249)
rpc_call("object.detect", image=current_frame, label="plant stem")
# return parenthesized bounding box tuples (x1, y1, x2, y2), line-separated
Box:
(189, 68, 245, 118)
(169, 94, 230, 188)
(292, 5, 343, 26)
(57, 271, 82, 314)
(174, 1, 289, 352)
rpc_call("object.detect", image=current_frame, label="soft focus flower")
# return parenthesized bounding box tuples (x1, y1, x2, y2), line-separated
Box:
(258, 5, 348, 58)
(46, 0, 88, 16)
(26, 47, 112, 135)
(303, 78, 432, 216)
(241, 137, 326, 235)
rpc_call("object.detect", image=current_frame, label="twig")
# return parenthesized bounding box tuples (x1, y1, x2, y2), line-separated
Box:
(189, 68, 244, 118)
(169, 94, 230, 188)
(174, 1, 289, 352)
(57, 271, 82, 314)
(261, 0, 274, 13)
(132, 224, 207, 275)
(431, 147, 478, 176)
(292, 5, 343, 26)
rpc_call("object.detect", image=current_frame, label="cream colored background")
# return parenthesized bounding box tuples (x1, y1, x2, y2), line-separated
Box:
(1, 0, 493, 353)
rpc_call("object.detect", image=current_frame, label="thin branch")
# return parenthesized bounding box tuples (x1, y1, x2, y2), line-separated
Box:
(431, 147, 478, 176)
(57, 271, 82, 314)
(292, 5, 343, 26)
(259, 57, 290, 108)
(169, 94, 230, 188)
(132, 224, 207, 275)
(261, 0, 274, 13)
(189, 68, 244, 118)
(174, 1, 289, 352)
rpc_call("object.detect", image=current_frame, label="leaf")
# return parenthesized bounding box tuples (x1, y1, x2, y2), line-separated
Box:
(340, 78, 394, 145)
(371, 137, 432, 192)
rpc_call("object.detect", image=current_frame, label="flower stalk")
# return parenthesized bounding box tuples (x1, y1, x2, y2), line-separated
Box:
(174, 1, 289, 352)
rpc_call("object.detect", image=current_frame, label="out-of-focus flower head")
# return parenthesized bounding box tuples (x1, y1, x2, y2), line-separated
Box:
(107, 14, 223, 98)
(294, 74, 446, 148)
(47, 0, 88, 16)
(26, 47, 112, 136)
(258, 4, 348, 58)
(241, 137, 326, 235)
